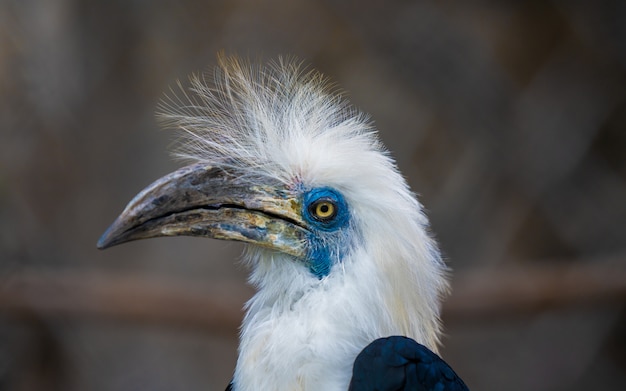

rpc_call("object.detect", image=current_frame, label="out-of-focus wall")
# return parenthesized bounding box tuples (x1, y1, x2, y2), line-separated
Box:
(1, 1, 625, 390)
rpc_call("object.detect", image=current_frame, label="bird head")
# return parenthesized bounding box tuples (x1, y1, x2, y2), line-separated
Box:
(98, 55, 449, 352)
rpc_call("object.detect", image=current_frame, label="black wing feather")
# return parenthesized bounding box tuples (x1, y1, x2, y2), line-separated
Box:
(348, 336, 469, 391)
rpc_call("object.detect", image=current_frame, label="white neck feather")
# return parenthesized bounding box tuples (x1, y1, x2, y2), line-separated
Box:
(233, 219, 447, 391)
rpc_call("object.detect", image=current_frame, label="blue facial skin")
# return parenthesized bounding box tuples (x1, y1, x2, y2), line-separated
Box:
(301, 187, 352, 278)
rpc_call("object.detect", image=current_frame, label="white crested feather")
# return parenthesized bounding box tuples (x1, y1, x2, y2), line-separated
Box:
(159, 55, 450, 391)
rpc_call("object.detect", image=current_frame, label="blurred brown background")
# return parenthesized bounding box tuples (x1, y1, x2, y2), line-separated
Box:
(1, 1, 625, 390)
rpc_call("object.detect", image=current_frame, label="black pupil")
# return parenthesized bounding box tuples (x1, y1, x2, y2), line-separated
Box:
(319, 204, 329, 214)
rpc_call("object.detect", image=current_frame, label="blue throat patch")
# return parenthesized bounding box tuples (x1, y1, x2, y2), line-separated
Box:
(301, 187, 351, 278)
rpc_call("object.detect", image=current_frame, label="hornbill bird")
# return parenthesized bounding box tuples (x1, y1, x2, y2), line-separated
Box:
(98, 55, 469, 391)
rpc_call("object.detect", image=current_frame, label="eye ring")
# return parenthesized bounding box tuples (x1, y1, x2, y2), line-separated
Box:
(308, 199, 337, 222)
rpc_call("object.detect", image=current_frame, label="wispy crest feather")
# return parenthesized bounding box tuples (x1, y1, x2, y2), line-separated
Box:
(158, 54, 377, 183)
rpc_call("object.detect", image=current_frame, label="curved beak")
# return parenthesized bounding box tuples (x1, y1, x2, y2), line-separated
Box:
(97, 163, 307, 259)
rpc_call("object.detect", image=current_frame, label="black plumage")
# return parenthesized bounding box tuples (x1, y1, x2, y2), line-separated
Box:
(348, 336, 469, 391)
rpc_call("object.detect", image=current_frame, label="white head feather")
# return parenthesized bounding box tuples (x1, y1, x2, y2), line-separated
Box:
(159, 55, 449, 391)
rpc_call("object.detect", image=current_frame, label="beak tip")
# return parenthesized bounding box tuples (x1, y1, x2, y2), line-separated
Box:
(97, 233, 111, 250)
(96, 236, 109, 250)
(97, 223, 121, 250)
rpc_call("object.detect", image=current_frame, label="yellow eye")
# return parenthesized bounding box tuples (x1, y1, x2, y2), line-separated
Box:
(315, 202, 335, 218)
(309, 199, 337, 222)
